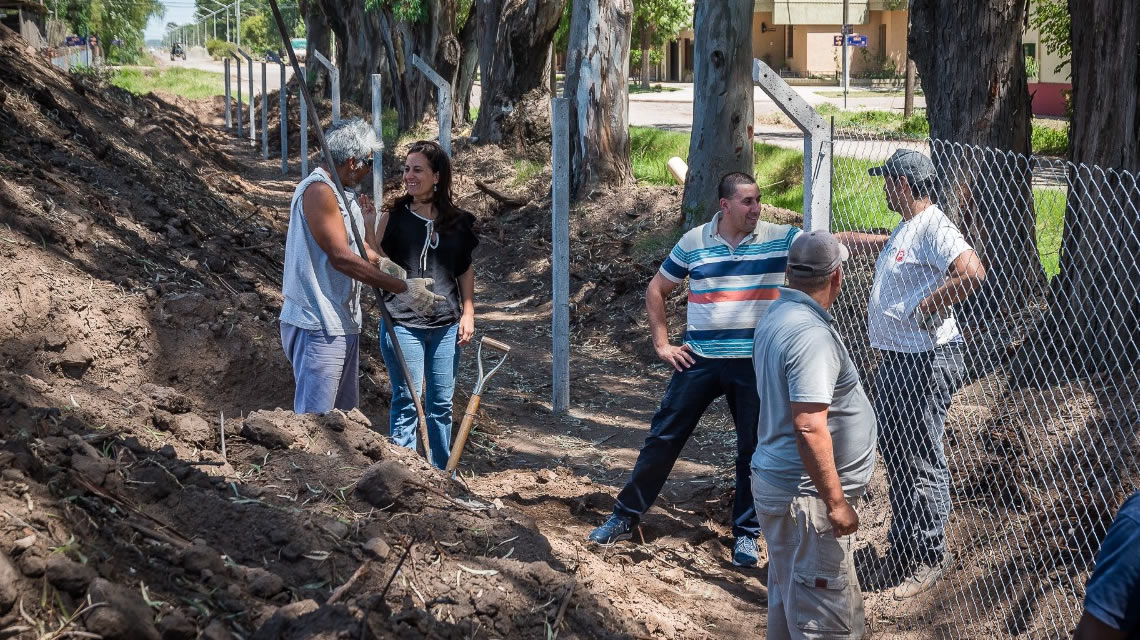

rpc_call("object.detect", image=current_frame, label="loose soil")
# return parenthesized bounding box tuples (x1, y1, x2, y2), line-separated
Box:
(2, 24, 1136, 640)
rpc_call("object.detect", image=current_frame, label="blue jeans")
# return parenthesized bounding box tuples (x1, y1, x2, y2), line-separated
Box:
(614, 356, 761, 539)
(379, 321, 460, 469)
(280, 322, 360, 414)
(873, 343, 965, 566)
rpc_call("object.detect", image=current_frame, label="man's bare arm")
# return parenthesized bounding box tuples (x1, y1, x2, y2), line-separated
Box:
(792, 401, 858, 536)
(646, 273, 694, 371)
(834, 231, 889, 258)
(302, 183, 406, 293)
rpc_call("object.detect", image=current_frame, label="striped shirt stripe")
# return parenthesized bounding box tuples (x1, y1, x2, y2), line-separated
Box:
(658, 215, 800, 359)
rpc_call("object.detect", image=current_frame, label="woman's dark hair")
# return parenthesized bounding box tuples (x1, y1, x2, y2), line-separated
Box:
(393, 140, 466, 232)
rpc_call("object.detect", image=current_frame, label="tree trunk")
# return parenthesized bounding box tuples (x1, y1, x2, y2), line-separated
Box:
(564, 0, 634, 199)
(455, 4, 479, 126)
(300, 0, 331, 92)
(640, 25, 651, 90)
(681, 0, 754, 228)
(472, 0, 566, 153)
(1015, 0, 1140, 384)
(314, 0, 385, 108)
(909, 0, 1044, 325)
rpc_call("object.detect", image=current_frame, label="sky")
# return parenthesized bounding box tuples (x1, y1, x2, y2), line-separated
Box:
(145, 1, 212, 40)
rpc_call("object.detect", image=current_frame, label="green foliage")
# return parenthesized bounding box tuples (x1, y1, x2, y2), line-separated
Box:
(630, 48, 663, 69)
(364, 0, 428, 23)
(111, 67, 235, 101)
(630, 0, 691, 79)
(49, 0, 165, 64)
(1031, 123, 1068, 156)
(205, 38, 233, 59)
(1024, 55, 1040, 80)
(1029, 0, 1070, 75)
(240, 12, 275, 54)
(553, 2, 572, 53)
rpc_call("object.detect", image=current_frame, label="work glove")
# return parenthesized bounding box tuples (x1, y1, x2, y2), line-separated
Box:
(397, 278, 446, 317)
(374, 255, 406, 280)
(915, 308, 947, 332)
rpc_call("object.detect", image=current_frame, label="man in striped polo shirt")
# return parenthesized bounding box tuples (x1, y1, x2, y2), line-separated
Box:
(588, 172, 801, 568)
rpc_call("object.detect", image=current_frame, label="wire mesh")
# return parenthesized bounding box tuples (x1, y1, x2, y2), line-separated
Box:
(828, 128, 1140, 638)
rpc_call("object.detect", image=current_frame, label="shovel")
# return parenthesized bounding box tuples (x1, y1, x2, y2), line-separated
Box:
(445, 336, 511, 473)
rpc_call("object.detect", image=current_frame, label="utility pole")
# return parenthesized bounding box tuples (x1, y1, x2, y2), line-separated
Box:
(841, 0, 849, 109)
(236, 0, 241, 49)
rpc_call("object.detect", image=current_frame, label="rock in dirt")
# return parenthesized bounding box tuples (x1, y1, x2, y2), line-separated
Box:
(202, 619, 236, 640)
(17, 548, 46, 578)
(242, 413, 297, 450)
(318, 410, 348, 432)
(156, 610, 197, 640)
(84, 578, 160, 640)
(250, 600, 319, 640)
(161, 292, 215, 324)
(355, 460, 425, 511)
(345, 408, 371, 428)
(153, 410, 214, 447)
(55, 343, 94, 378)
(180, 543, 224, 575)
(0, 552, 18, 615)
(246, 569, 285, 599)
(70, 453, 115, 488)
(45, 554, 95, 594)
(362, 538, 390, 560)
(140, 383, 192, 413)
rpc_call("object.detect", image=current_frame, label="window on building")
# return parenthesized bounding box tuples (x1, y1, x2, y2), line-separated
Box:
(1023, 43, 1037, 59)
(786, 25, 793, 58)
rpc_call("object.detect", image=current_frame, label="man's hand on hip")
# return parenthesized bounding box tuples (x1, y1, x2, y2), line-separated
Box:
(827, 501, 859, 537)
(397, 278, 446, 317)
(656, 343, 696, 372)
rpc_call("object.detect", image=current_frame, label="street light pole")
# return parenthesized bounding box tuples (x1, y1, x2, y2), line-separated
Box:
(236, 0, 241, 50)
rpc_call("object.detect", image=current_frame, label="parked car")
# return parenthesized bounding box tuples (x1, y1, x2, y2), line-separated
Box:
(170, 42, 186, 61)
(265, 50, 281, 63)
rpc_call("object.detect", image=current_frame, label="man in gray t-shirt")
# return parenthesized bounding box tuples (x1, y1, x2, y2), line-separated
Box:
(751, 231, 875, 640)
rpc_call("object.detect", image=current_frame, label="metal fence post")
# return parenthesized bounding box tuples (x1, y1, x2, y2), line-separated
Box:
(551, 97, 570, 415)
(371, 73, 383, 212)
(751, 58, 831, 230)
(233, 52, 243, 138)
(300, 64, 308, 176)
(261, 61, 268, 159)
(224, 57, 232, 129)
(234, 48, 255, 144)
(280, 61, 288, 175)
(410, 54, 452, 156)
(311, 50, 340, 124)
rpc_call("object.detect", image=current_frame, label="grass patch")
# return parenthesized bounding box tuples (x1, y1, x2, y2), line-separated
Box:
(628, 83, 682, 94)
(630, 125, 1065, 278)
(1031, 122, 1068, 156)
(111, 67, 236, 101)
(817, 90, 923, 98)
(469, 107, 479, 123)
(512, 158, 544, 186)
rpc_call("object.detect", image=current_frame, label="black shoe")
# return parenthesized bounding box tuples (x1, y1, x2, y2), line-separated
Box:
(588, 515, 636, 546)
(866, 551, 913, 590)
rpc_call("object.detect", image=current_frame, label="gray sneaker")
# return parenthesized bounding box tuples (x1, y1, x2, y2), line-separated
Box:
(893, 554, 952, 600)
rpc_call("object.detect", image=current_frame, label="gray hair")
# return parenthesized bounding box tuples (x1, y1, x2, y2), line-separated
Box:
(323, 118, 382, 167)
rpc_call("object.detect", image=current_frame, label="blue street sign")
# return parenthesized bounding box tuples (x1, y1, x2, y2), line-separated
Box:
(847, 34, 868, 48)
(65, 35, 84, 46)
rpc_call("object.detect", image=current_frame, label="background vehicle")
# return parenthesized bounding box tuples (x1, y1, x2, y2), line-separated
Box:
(290, 37, 306, 62)
(170, 42, 186, 61)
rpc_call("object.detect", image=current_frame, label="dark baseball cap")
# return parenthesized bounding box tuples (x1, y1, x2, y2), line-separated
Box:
(868, 149, 936, 182)
(788, 231, 850, 277)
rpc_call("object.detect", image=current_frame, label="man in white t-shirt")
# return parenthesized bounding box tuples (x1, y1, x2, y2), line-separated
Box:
(836, 149, 986, 600)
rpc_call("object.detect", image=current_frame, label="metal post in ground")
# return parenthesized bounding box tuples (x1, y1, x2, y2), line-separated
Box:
(371, 73, 383, 216)
(261, 61, 268, 159)
(224, 57, 232, 129)
(311, 50, 340, 124)
(410, 54, 452, 156)
(300, 64, 308, 176)
(280, 61, 287, 174)
(233, 51, 243, 138)
(752, 58, 831, 230)
(234, 47, 255, 143)
(551, 97, 570, 415)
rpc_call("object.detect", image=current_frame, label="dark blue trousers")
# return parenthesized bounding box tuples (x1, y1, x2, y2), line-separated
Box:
(614, 356, 761, 538)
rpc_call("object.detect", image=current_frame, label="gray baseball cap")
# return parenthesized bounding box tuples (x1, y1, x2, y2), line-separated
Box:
(788, 231, 850, 277)
(868, 149, 937, 182)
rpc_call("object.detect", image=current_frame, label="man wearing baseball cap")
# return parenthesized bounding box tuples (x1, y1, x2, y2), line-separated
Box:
(836, 149, 986, 599)
(751, 230, 877, 639)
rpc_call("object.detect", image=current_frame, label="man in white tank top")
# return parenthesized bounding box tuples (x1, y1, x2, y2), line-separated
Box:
(280, 119, 442, 413)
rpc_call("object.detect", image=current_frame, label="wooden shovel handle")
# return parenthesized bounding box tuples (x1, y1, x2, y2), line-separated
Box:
(445, 393, 482, 473)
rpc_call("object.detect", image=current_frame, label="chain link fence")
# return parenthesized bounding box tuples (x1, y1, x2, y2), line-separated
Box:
(828, 129, 1140, 638)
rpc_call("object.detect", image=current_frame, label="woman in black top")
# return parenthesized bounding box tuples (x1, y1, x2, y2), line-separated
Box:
(372, 141, 479, 469)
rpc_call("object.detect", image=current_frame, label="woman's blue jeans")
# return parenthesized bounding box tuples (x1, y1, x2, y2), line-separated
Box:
(379, 321, 460, 469)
